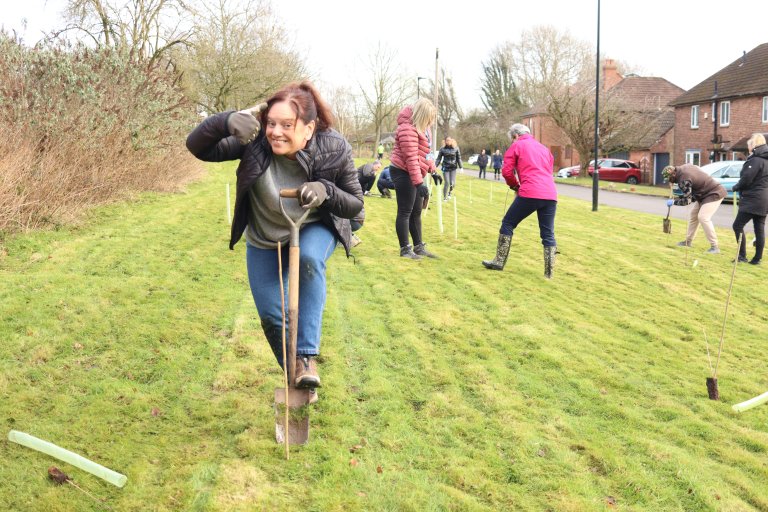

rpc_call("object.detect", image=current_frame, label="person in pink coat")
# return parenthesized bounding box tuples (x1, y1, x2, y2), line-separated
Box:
(482, 123, 558, 278)
(388, 98, 442, 259)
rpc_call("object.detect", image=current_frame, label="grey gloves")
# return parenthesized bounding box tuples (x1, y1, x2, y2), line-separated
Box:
(417, 183, 430, 198)
(297, 182, 328, 209)
(227, 103, 268, 145)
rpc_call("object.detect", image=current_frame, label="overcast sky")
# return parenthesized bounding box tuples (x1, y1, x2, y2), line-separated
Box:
(4, 0, 765, 112)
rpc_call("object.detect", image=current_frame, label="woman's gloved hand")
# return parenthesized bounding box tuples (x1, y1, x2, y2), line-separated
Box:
(431, 173, 443, 185)
(297, 182, 328, 209)
(227, 103, 267, 144)
(417, 183, 430, 198)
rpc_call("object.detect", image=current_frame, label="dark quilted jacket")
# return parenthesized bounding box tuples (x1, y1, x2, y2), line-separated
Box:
(186, 111, 364, 255)
(733, 144, 768, 216)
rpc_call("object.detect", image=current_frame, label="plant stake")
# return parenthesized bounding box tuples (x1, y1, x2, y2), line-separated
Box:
(709, 233, 741, 400)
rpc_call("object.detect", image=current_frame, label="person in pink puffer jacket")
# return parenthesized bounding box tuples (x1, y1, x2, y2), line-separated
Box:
(482, 123, 558, 278)
(389, 98, 442, 259)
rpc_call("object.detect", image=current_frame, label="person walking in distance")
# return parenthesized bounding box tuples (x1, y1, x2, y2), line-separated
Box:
(435, 137, 462, 200)
(492, 149, 503, 180)
(477, 149, 489, 179)
(389, 98, 442, 259)
(482, 123, 558, 278)
(661, 163, 726, 254)
(732, 133, 768, 264)
(186, 81, 363, 394)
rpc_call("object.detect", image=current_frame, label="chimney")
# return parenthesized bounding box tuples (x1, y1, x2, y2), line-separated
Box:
(602, 59, 623, 91)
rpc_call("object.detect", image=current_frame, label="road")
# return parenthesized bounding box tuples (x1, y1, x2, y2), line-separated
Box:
(554, 182, 745, 231)
(460, 169, 748, 232)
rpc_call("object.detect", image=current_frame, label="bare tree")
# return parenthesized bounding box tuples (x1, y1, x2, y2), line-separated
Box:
(479, 43, 523, 120)
(60, 0, 193, 64)
(327, 85, 370, 155)
(176, 0, 306, 112)
(423, 68, 462, 139)
(546, 75, 657, 175)
(358, 42, 411, 158)
(507, 25, 593, 106)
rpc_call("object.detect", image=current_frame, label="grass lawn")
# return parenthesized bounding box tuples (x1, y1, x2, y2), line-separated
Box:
(1, 162, 767, 511)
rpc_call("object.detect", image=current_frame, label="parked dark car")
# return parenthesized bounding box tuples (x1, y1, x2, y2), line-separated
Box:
(586, 159, 642, 184)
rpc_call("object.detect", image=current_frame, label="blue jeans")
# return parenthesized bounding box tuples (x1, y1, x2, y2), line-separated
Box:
(246, 222, 337, 367)
(500, 196, 557, 246)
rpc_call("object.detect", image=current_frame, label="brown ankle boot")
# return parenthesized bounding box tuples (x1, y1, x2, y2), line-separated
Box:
(295, 356, 321, 388)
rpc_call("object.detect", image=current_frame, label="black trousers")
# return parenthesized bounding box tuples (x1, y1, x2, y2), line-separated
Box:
(390, 165, 423, 248)
(359, 174, 376, 193)
(733, 211, 766, 262)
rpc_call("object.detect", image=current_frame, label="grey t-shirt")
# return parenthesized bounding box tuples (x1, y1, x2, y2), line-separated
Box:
(245, 155, 321, 249)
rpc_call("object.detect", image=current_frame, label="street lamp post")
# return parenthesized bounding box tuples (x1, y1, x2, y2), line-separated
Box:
(417, 76, 427, 99)
(592, 0, 601, 212)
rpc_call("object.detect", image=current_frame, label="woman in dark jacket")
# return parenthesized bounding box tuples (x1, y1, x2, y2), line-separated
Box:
(186, 81, 363, 390)
(733, 133, 768, 265)
(435, 137, 462, 200)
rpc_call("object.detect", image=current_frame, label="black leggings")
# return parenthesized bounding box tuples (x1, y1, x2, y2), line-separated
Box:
(390, 165, 423, 248)
(733, 211, 766, 261)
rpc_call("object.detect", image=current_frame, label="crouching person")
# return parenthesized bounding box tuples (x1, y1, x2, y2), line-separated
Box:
(376, 165, 395, 198)
(186, 81, 363, 392)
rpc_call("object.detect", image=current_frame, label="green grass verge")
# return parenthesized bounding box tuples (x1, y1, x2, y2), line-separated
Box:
(1, 162, 767, 511)
(553, 176, 670, 197)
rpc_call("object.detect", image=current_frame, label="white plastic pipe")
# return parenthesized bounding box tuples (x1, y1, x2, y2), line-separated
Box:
(226, 183, 232, 225)
(437, 181, 443, 233)
(453, 196, 458, 239)
(8, 430, 127, 488)
(732, 391, 768, 413)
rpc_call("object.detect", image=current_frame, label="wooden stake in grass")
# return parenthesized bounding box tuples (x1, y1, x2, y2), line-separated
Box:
(708, 233, 741, 401)
(277, 240, 290, 460)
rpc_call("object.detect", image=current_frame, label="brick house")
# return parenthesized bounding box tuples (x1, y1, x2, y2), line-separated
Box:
(521, 60, 684, 183)
(669, 43, 768, 169)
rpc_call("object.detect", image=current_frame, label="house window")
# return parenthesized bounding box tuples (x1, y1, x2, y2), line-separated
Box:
(720, 101, 730, 126)
(691, 105, 699, 128)
(685, 151, 701, 166)
(762, 97, 768, 123)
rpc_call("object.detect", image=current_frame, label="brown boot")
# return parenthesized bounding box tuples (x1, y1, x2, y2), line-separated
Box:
(295, 356, 321, 388)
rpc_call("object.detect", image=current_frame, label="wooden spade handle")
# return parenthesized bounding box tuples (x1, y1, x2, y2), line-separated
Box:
(280, 189, 299, 198)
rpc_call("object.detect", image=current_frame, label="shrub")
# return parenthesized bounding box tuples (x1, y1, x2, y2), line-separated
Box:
(0, 34, 204, 232)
